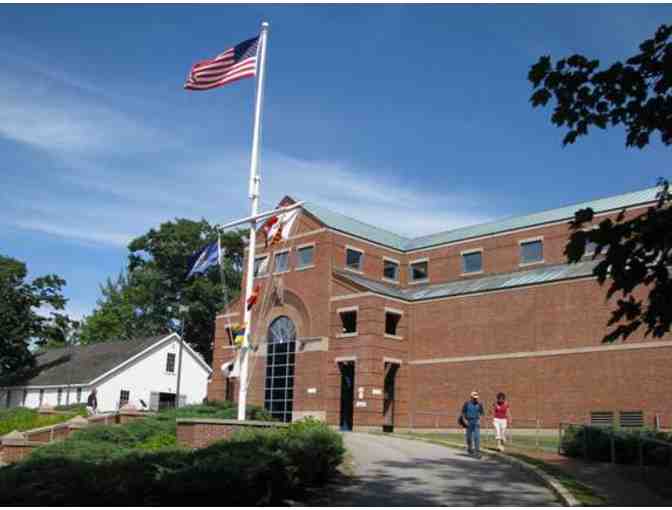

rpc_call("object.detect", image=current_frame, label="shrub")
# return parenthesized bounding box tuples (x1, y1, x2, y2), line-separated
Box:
(562, 425, 672, 467)
(0, 417, 343, 505)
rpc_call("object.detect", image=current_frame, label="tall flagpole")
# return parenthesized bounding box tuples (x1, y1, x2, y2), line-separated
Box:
(238, 21, 269, 421)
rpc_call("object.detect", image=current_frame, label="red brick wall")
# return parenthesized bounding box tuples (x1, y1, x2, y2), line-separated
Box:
(208, 205, 672, 430)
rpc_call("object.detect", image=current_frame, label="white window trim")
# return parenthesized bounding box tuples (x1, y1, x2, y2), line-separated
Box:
(345, 245, 365, 272)
(461, 247, 484, 275)
(408, 258, 430, 284)
(165, 353, 176, 374)
(384, 308, 403, 338)
(273, 248, 291, 275)
(518, 236, 544, 266)
(382, 256, 400, 283)
(296, 242, 316, 269)
(337, 306, 358, 337)
(337, 305, 359, 313)
(254, 254, 270, 279)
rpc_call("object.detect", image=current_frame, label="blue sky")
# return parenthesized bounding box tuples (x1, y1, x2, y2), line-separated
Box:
(1, 4, 669, 320)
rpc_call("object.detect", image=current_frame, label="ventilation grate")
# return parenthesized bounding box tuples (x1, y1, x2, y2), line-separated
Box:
(590, 411, 614, 426)
(619, 410, 644, 428)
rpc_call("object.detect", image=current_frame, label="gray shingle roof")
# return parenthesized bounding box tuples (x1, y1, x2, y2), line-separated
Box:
(303, 185, 658, 252)
(18, 334, 172, 387)
(334, 259, 598, 302)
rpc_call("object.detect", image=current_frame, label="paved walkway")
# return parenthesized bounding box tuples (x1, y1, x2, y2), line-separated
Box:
(327, 433, 559, 506)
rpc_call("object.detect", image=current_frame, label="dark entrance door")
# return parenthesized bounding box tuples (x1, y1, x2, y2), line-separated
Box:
(339, 361, 355, 431)
(158, 392, 176, 410)
(383, 362, 399, 433)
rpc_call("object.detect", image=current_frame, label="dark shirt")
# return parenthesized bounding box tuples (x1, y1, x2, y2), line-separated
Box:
(462, 400, 484, 423)
(87, 393, 98, 409)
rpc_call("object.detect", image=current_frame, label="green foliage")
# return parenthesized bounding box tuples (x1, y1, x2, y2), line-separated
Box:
(561, 425, 672, 466)
(529, 24, 672, 148)
(529, 24, 672, 343)
(78, 220, 245, 363)
(0, 407, 78, 436)
(0, 413, 343, 506)
(0, 255, 76, 384)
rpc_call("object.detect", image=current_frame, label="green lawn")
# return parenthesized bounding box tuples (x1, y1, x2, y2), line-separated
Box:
(0, 406, 86, 437)
(406, 430, 559, 453)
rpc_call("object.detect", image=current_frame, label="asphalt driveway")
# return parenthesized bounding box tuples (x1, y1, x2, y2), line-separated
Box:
(327, 433, 560, 506)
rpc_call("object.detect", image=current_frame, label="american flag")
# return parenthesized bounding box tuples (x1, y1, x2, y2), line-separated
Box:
(184, 36, 259, 91)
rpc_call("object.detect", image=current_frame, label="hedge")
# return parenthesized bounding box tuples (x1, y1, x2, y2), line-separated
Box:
(561, 425, 672, 466)
(0, 417, 344, 505)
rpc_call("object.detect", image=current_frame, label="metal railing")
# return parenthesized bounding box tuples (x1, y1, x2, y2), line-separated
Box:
(559, 422, 672, 472)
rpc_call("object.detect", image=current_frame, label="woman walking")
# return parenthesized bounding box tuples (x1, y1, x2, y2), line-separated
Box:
(493, 392, 511, 451)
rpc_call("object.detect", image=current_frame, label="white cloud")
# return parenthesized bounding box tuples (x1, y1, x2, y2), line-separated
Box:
(0, 44, 498, 248)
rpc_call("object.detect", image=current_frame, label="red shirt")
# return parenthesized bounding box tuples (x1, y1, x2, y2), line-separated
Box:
(494, 402, 509, 419)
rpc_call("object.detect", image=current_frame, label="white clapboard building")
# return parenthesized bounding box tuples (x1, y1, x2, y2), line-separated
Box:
(0, 333, 211, 412)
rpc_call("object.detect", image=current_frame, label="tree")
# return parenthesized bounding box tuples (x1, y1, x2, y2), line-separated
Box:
(0, 255, 75, 385)
(79, 219, 245, 363)
(528, 24, 672, 342)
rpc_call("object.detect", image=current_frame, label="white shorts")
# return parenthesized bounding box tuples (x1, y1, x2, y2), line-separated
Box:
(493, 418, 508, 440)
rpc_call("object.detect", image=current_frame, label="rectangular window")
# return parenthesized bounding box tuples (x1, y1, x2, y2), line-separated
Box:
(57, 388, 62, 406)
(520, 239, 543, 264)
(345, 247, 363, 271)
(409, 260, 429, 282)
(274, 250, 289, 273)
(166, 352, 176, 373)
(385, 311, 402, 336)
(254, 255, 269, 277)
(462, 251, 483, 274)
(39, 389, 44, 406)
(119, 390, 130, 407)
(5, 390, 10, 408)
(76, 388, 82, 403)
(339, 310, 358, 335)
(383, 259, 399, 281)
(297, 245, 315, 268)
(22, 389, 28, 407)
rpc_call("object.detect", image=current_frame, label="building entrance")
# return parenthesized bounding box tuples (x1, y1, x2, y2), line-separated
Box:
(339, 361, 355, 431)
(383, 362, 399, 432)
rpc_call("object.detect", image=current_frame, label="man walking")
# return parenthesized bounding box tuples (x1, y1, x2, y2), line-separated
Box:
(86, 388, 98, 416)
(461, 391, 484, 457)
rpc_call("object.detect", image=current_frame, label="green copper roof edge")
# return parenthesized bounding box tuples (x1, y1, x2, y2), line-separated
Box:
(334, 260, 598, 302)
(302, 185, 659, 252)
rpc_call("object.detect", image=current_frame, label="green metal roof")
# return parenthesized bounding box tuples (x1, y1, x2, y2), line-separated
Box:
(303, 185, 658, 252)
(335, 259, 598, 302)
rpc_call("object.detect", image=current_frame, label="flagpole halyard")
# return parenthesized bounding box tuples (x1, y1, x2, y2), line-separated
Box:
(237, 20, 269, 422)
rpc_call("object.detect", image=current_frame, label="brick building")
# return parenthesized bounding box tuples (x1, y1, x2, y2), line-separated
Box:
(208, 185, 672, 431)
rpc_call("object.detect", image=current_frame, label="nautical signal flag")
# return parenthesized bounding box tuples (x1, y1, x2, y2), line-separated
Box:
(268, 209, 299, 247)
(261, 215, 279, 247)
(184, 36, 259, 91)
(187, 241, 220, 279)
(246, 284, 261, 311)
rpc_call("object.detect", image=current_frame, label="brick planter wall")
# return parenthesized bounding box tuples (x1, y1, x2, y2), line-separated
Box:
(176, 419, 288, 449)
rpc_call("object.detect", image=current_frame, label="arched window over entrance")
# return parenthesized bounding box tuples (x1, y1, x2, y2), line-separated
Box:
(264, 316, 296, 423)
